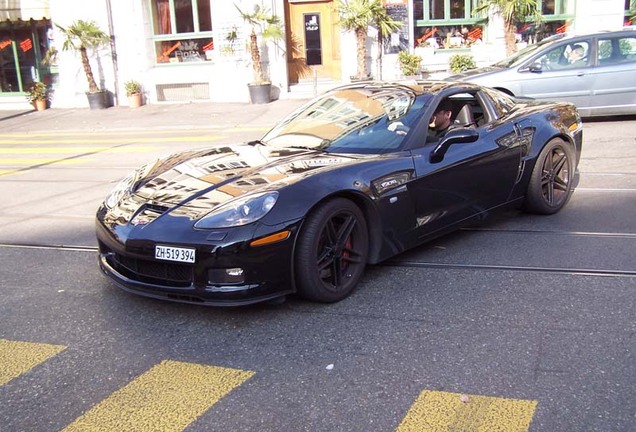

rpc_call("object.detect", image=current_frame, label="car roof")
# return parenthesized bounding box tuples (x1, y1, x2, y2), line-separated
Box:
(552, 27, 636, 41)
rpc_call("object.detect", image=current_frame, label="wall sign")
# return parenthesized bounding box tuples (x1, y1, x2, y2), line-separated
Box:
(304, 13, 322, 66)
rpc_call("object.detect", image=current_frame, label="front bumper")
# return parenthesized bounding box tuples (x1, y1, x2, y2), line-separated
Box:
(96, 217, 301, 306)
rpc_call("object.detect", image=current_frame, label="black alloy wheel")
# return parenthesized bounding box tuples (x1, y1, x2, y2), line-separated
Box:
(295, 198, 369, 303)
(524, 138, 575, 215)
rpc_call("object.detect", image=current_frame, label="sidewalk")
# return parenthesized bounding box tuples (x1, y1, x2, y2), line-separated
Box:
(0, 98, 310, 134)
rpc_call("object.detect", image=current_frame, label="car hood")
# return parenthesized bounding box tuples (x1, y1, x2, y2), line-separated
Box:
(111, 144, 365, 221)
(448, 65, 505, 80)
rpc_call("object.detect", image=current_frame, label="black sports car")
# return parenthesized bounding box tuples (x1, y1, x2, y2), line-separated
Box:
(96, 81, 582, 306)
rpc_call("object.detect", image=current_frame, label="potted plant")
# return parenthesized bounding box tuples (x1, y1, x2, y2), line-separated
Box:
(235, 2, 283, 104)
(337, 0, 401, 81)
(397, 51, 422, 78)
(26, 81, 48, 111)
(56, 20, 111, 109)
(124, 80, 143, 108)
(449, 53, 477, 73)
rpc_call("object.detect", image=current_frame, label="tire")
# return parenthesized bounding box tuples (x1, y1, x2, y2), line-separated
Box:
(523, 138, 575, 215)
(295, 198, 369, 303)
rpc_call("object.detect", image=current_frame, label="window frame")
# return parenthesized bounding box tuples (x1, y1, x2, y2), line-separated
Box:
(149, 0, 214, 65)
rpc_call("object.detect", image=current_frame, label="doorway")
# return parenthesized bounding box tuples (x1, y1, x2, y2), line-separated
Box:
(285, 0, 341, 83)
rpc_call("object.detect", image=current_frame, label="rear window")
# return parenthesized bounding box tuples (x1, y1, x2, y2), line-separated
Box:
(598, 36, 636, 65)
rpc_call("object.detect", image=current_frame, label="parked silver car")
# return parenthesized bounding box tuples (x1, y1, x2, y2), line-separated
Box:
(448, 29, 636, 117)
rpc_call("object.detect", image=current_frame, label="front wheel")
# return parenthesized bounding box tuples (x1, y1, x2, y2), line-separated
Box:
(295, 198, 369, 303)
(523, 138, 575, 215)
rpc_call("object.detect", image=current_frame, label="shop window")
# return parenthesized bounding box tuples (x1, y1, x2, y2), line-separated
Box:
(414, 0, 480, 49)
(151, 0, 214, 64)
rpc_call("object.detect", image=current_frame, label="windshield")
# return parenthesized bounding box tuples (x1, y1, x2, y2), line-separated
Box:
(494, 34, 565, 68)
(262, 86, 431, 154)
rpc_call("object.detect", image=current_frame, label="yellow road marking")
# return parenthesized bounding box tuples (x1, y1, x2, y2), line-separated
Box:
(0, 339, 67, 386)
(0, 136, 223, 145)
(0, 127, 267, 138)
(0, 146, 160, 154)
(0, 158, 83, 165)
(396, 390, 537, 432)
(62, 360, 254, 432)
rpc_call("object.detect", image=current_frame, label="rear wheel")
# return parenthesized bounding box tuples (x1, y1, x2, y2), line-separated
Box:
(524, 138, 575, 214)
(295, 198, 369, 303)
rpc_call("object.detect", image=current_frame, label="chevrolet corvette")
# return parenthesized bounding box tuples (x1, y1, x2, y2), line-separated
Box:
(96, 81, 583, 306)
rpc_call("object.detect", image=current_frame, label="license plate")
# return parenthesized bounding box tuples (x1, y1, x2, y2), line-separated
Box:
(155, 245, 196, 263)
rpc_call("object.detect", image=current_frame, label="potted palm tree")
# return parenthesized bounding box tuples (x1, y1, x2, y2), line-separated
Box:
(124, 80, 143, 108)
(473, 0, 542, 56)
(337, 0, 401, 81)
(235, 2, 283, 104)
(56, 20, 111, 109)
(26, 81, 49, 111)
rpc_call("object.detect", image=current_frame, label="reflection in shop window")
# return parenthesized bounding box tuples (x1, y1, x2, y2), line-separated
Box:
(450, 0, 465, 19)
(542, 0, 555, 15)
(155, 38, 214, 63)
(430, 0, 444, 20)
(151, 0, 213, 64)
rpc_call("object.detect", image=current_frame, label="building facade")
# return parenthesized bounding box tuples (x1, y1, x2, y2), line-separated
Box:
(0, 0, 632, 109)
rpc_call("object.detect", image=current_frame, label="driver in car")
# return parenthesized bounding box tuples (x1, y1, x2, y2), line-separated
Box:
(428, 100, 454, 140)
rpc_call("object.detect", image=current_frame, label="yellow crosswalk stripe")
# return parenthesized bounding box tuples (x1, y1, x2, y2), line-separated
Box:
(0, 339, 67, 386)
(396, 390, 537, 432)
(0, 136, 223, 144)
(61, 360, 255, 432)
(0, 146, 160, 154)
(0, 127, 266, 139)
(0, 158, 83, 165)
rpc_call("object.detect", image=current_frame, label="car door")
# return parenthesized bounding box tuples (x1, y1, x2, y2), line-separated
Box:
(519, 39, 595, 113)
(587, 34, 636, 116)
(407, 91, 523, 241)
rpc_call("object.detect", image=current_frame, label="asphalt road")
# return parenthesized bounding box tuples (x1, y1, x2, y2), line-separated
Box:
(0, 114, 634, 431)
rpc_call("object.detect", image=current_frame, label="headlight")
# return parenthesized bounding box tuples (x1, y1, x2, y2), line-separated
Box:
(194, 191, 279, 229)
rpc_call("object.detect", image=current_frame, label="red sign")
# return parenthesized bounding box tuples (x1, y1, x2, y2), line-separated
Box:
(0, 39, 11, 51)
(20, 38, 32, 52)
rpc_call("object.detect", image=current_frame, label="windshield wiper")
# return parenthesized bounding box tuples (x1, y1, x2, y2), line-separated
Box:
(247, 139, 267, 146)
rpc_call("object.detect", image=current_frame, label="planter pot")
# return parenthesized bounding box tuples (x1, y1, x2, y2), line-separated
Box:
(127, 93, 143, 108)
(86, 91, 110, 110)
(248, 83, 271, 104)
(33, 99, 47, 111)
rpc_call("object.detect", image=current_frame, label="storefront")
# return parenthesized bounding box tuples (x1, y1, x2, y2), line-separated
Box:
(0, 0, 53, 95)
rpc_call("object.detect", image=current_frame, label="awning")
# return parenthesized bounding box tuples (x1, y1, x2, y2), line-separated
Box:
(1, 0, 50, 21)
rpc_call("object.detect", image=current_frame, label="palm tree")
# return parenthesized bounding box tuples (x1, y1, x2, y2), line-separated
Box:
(628, 1, 636, 25)
(374, 6, 402, 80)
(235, 2, 283, 84)
(337, 0, 401, 80)
(56, 20, 109, 93)
(474, 0, 542, 56)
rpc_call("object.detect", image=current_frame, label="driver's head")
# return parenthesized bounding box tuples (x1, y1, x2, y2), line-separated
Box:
(430, 100, 453, 131)
(571, 45, 584, 60)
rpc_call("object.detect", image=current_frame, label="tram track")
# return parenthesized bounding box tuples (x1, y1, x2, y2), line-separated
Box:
(2, 228, 635, 279)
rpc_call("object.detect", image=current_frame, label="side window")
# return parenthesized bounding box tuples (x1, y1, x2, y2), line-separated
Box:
(535, 41, 591, 69)
(483, 88, 515, 119)
(598, 37, 636, 65)
(426, 92, 487, 143)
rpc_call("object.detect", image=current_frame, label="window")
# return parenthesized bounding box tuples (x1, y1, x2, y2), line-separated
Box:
(414, 1, 483, 49)
(598, 37, 636, 65)
(534, 40, 591, 69)
(151, 0, 213, 64)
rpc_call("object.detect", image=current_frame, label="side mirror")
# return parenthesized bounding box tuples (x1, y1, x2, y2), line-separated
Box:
(528, 62, 543, 72)
(429, 128, 479, 163)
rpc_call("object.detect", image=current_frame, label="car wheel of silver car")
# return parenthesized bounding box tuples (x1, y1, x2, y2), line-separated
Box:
(295, 198, 369, 303)
(524, 138, 575, 215)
